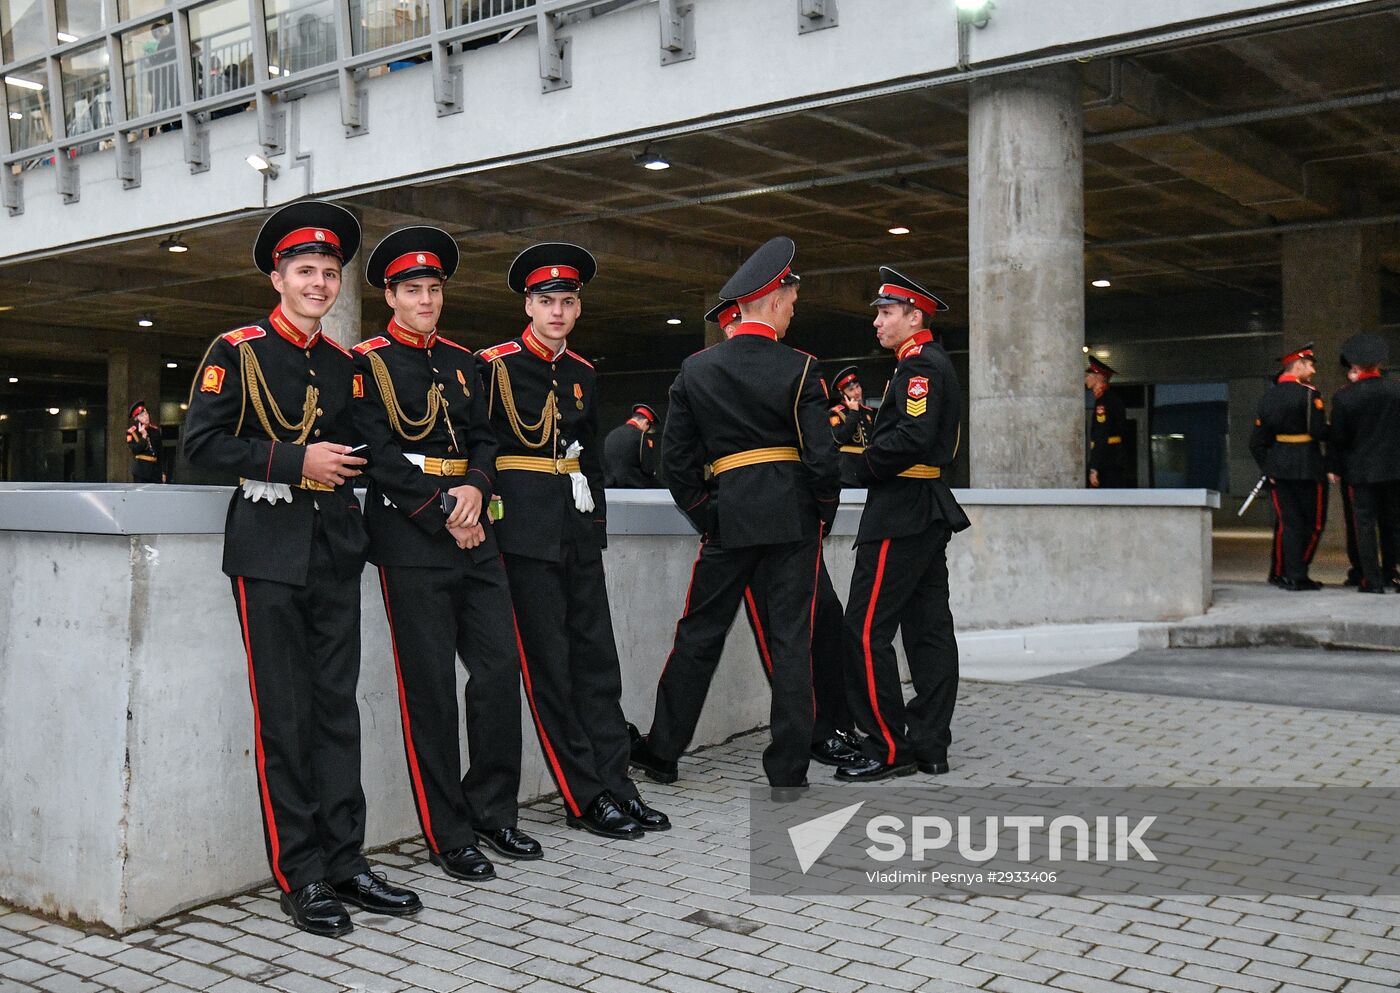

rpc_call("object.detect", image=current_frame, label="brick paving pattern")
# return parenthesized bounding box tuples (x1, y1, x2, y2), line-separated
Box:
(4, 679, 1400, 992)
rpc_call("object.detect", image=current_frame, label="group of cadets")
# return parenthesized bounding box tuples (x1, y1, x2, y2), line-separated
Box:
(1251, 338, 1400, 593)
(184, 204, 968, 938)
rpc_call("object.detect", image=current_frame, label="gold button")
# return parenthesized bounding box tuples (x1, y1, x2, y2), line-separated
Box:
(314, 429, 322, 437)
(308, 369, 316, 376)
(304, 350, 311, 358)
(315, 407, 324, 416)
(433, 368, 439, 373)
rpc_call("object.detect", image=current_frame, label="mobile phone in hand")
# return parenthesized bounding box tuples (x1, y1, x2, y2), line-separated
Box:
(440, 492, 457, 516)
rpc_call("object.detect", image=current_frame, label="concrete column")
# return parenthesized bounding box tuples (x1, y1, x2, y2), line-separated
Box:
(1282, 226, 1380, 399)
(967, 65, 1085, 488)
(105, 349, 163, 482)
(321, 246, 365, 349)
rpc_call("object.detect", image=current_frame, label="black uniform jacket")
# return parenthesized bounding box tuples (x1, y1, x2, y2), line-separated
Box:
(1328, 373, 1400, 483)
(604, 419, 659, 488)
(661, 322, 840, 548)
(852, 330, 970, 546)
(1249, 377, 1328, 480)
(352, 319, 499, 567)
(831, 403, 876, 489)
(127, 423, 162, 460)
(183, 306, 368, 584)
(1088, 387, 1128, 475)
(478, 326, 607, 562)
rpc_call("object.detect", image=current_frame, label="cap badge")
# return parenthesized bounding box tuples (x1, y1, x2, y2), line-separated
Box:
(417, 254, 426, 264)
(314, 230, 326, 241)
(551, 267, 560, 278)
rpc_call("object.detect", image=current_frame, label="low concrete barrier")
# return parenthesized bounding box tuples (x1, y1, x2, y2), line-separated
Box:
(0, 484, 1215, 929)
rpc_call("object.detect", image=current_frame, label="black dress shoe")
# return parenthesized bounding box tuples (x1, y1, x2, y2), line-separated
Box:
(627, 723, 679, 784)
(567, 791, 644, 840)
(478, 826, 544, 861)
(811, 736, 863, 767)
(769, 781, 810, 804)
(834, 755, 918, 782)
(1276, 577, 1320, 592)
(331, 871, 422, 917)
(429, 845, 496, 881)
(918, 759, 951, 775)
(279, 881, 352, 937)
(621, 795, 671, 831)
(1357, 581, 1388, 594)
(1344, 573, 1362, 588)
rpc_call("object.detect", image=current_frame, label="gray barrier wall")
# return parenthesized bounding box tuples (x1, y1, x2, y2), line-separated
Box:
(0, 486, 1215, 929)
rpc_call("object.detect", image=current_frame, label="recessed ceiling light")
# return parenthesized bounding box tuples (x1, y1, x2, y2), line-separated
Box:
(1091, 278, 1112, 288)
(160, 234, 189, 254)
(7, 376, 17, 383)
(0, 305, 12, 312)
(78, 408, 87, 416)
(635, 148, 670, 171)
(166, 361, 178, 369)
(1081, 346, 1090, 354)
(179, 402, 189, 411)
(47, 407, 59, 415)
(666, 318, 682, 326)
(137, 317, 154, 328)
(1095, 349, 1111, 359)
(887, 226, 911, 236)
(0, 414, 8, 421)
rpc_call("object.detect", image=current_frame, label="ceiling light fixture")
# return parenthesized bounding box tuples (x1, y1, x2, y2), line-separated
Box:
(666, 318, 682, 326)
(78, 407, 87, 416)
(179, 402, 189, 411)
(246, 152, 280, 179)
(635, 148, 671, 171)
(8, 111, 21, 120)
(137, 316, 154, 328)
(887, 226, 911, 236)
(4, 75, 44, 91)
(1081, 346, 1090, 354)
(47, 407, 59, 415)
(1095, 349, 1111, 359)
(166, 361, 178, 369)
(1091, 278, 1111, 288)
(7, 376, 17, 383)
(160, 234, 189, 253)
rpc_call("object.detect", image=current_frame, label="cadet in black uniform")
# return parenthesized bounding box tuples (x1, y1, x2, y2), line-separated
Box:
(630, 238, 841, 789)
(127, 401, 166, 482)
(829, 366, 876, 489)
(1085, 357, 1132, 488)
(837, 267, 970, 783)
(1250, 343, 1328, 592)
(353, 226, 542, 882)
(1327, 333, 1400, 594)
(603, 403, 661, 487)
(183, 202, 420, 937)
(478, 244, 668, 840)
(699, 297, 861, 769)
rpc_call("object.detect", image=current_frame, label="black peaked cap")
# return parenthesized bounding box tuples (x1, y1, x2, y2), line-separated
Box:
(508, 242, 597, 294)
(366, 226, 459, 288)
(719, 236, 799, 302)
(870, 265, 949, 312)
(253, 200, 361, 275)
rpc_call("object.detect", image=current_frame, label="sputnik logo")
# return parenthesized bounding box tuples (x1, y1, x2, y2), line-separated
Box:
(787, 801, 865, 873)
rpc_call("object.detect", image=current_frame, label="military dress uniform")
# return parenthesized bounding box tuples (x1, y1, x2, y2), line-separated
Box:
(1087, 357, 1132, 489)
(183, 202, 418, 934)
(839, 268, 969, 781)
(631, 238, 841, 788)
(127, 401, 164, 483)
(603, 403, 660, 487)
(1250, 343, 1329, 591)
(353, 227, 538, 880)
(829, 366, 876, 489)
(1328, 334, 1400, 593)
(478, 243, 664, 839)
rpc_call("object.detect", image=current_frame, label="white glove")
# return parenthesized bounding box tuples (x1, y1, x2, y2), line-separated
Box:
(566, 441, 594, 514)
(241, 479, 294, 505)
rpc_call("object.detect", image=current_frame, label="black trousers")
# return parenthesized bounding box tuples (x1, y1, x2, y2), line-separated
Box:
(741, 553, 852, 741)
(1341, 480, 1362, 584)
(132, 460, 162, 483)
(376, 559, 522, 854)
(650, 537, 821, 787)
(230, 533, 369, 893)
(1269, 479, 1327, 583)
(503, 543, 638, 817)
(1349, 481, 1400, 588)
(843, 522, 959, 766)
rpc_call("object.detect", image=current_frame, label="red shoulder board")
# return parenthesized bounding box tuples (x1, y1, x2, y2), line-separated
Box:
(478, 341, 522, 363)
(352, 336, 391, 355)
(564, 349, 594, 370)
(437, 336, 473, 355)
(320, 337, 352, 357)
(904, 344, 924, 358)
(221, 325, 266, 346)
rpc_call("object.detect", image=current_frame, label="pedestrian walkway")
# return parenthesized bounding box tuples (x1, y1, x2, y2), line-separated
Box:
(5, 666, 1400, 993)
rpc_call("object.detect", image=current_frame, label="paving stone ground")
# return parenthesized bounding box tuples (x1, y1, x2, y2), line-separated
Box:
(5, 676, 1400, 993)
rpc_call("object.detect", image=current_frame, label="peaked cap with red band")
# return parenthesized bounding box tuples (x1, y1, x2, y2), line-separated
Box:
(719, 236, 801, 305)
(833, 365, 862, 392)
(870, 265, 948, 317)
(253, 200, 361, 275)
(632, 403, 658, 424)
(366, 225, 459, 288)
(703, 298, 742, 329)
(1277, 341, 1316, 367)
(129, 401, 148, 419)
(1085, 356, 1117, 378)
(1340, 333, 1388, 369)
(508, 242, 597, 294)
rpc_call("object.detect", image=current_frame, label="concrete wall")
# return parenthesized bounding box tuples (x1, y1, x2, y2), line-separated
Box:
(0, 486, 1214, 929)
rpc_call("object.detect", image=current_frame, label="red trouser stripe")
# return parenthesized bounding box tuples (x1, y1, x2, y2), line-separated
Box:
(378, 567, 440, 853)
(1302, 482, 1324, 563)
(236, 577, 290, 892)
(808, 540, 823, 717)
(861, 540, 898, 765)
(509, 604, 582, 817)
(660, 539, 706, 680)
(743, 586, 774, 678)
(1270, 488, 1285, 576)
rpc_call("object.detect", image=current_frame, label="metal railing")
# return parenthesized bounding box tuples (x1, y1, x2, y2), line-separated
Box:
(0, 0, 682, 214)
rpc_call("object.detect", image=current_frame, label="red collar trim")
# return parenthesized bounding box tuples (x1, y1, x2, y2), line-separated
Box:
(1355, 370, 1383, 381)
(270, 306, 320, 348)
(896, 329, 933, 361)
(627, 416, 651, 430)
(387, 317, 436, 349)
(1278, 374, 1300, 384)
(522, 324, 564, 360)
(732, 321, 778, 341)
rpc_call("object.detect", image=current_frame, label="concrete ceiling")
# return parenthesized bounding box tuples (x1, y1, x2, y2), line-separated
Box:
(2, 2, 1399, 403)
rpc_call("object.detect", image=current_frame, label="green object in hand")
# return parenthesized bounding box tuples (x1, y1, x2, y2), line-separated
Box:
(488, 496, 504, 522)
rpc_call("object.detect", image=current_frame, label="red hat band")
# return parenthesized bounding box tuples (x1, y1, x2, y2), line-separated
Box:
(718, 303, 742, 328)
(738, 266, 792, 304)
(633, 406, 655, 423)
(835, 372, 858, 390)
(525, 264, 581, 288)
(878, 283, 938, 317)
(273, 226, 343, 262)
(385, 251, 444, 280)
(1281, 348, 1315, 366)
